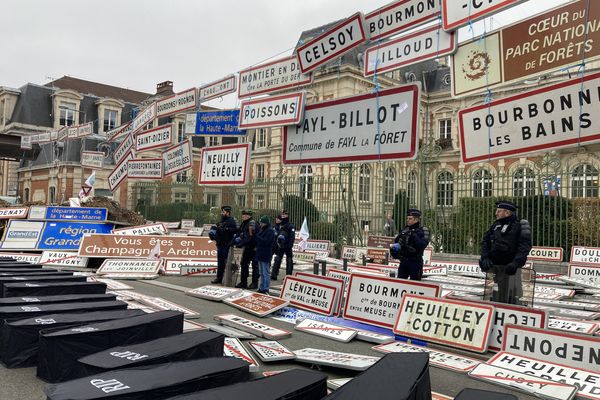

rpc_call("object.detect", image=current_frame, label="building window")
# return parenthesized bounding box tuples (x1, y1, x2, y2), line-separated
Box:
(236, 194, 246, 207)
(255, 194, 265, 209)
(407, 170, 417, 206)
(439, 119, 451, 140)
(358, 164, 371, 202)
(255, 164, 265, 182)
(48, 187, 56, 204)
(59, 102, 76, 126)
(473, 169, 493, 198)
(299, 165, 313, 200)
(24, 188, 30, 203)
(103, 109, 118, 132)
(206, 193, 219, 207)
(571, 164, 599, 198)
(177, 121, 185, 143)
(437, 171, 454, 207)
(176, 171, 188, 182)
(513, 167, 536, 197)
(256, 129, 267, 148)
(208, 136, 220, 147)
(173, 192, 189, 203)
(383, 167, 396, 204)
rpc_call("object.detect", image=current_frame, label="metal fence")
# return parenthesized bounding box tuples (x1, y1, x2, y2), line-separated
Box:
(132, 156, 600, 261)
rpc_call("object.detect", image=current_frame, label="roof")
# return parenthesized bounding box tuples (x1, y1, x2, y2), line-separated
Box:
(45, 76, 151, 104)
(8, 84, 54, 127)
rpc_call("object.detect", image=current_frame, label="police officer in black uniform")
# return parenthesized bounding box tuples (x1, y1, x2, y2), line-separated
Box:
(270, 210, 295, 280)
(480, 200, 532, 304)
(390, 209, 430, 281)
(234, 210, 259, 289)
(210, 205, 238, 285)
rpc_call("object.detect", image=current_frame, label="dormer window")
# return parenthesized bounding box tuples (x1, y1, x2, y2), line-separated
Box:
(103, 109, 118, 131)
(59, 102, 76, 126)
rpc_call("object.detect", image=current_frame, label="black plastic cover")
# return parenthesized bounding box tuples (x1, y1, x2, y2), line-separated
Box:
(0, 293, 117, 306)
(2, 281, 107, 298)
(454, 389, 518, 400)
(0, 268, 59, 274)
(0, 275, 86, 294)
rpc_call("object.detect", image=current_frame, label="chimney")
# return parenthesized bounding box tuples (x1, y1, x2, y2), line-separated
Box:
(156, 81, 174, 96)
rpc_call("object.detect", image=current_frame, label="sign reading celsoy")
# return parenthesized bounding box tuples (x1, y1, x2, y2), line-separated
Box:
(284, 84, 419, 164)
(198, 143, 250, 185)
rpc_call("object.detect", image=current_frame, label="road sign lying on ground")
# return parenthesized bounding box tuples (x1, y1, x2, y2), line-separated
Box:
(223, 337, 259, 372)
(295, 318, 358, 343)
(215, 313, 292, 340)
(185, 285, 241, 301)
(248, 341, 296, 362)
(293, 348, 379, 371)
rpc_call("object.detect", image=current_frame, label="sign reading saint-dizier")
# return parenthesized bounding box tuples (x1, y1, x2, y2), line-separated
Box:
(284, 84, 419, 164)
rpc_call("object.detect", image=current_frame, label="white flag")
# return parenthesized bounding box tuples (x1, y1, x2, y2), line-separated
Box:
(298, 217, 310, 252)
(147, 240, 161, 260)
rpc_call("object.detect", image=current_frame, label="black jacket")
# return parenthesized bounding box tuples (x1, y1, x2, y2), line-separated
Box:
(394, 223, 429, 261)
(238, 218, 257, 248)
(481, 215, 532, 266)
(216, 215, 238, 247)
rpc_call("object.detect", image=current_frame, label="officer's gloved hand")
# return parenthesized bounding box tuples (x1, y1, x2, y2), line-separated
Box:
(504, 263, 518, 276)
(233, 236, 242, 248)
(277, 234, 286, 248)
(389, 243, 401, 259)
(479, 258, 493, 272)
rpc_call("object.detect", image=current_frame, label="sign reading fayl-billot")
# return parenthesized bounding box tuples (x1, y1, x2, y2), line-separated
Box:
(198, 143, 250, 185)
(284, 84, 419, 164)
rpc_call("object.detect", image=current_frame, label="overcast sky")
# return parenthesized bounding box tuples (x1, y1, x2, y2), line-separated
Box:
(2, 0, 568, 108)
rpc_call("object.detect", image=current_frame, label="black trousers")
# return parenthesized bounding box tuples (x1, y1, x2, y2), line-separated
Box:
(215, 245, 229, 281)
(239, 247, 258, 284)
(271, 247, 293, 278)
(397, 259, 423, 281)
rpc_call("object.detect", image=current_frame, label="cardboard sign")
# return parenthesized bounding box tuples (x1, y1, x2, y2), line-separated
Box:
(394, 294, 494, 353)
(488, 352, 600, 400)
(238, 55, 313, 98)
(469, 363, 578, 400)
(529, 246, 564, 262)
(248, 341, 295, 362)
(569, 264, 600, 286)
(224, 291, 289, 317)
(295, 272, 344, 315)
(78, 234, 217, 261)
(97, 259, 161, 276)
(199, 75, 236, 102)
(430, 260, 485, 278)
(294, 348, 379, 371)
(131, 103, 157, 135)
(503, 324, 600, 371)
(126, 158, 163, 180)
(215, 313, 291, 340)
(108, 151, 133, 192)
(107, 122, 132, 142)
(295, 318, 358, 343)
(40, 251, 88, 267)
(185, 285, 241, 301)
(198, 143, 250, 185)
(459, 71, 600, 163)
(280, 276, 339, 316)
(0, 207, 29, 219)
(365, 0, 441, 41)
(365, 24, 456, 76)
(113, 134, 135, 165)
(372, 341, 480, 372)
(162, 139, 192, 177)
(112, 223, 168, 236)
(548, 317, 599, 336)
(452, 1, 600, 98)
(284, 84, 419, 164)
(156, 87, 197, 118)
(223, 337, 259, 372)
(442, 0, 526, 31)
(135, 124, 172, 152)
(81, 151, 104, 168)
(296, 13, 367, 74)
(343, 274, 440, 329)
(238, 92, 304, 130)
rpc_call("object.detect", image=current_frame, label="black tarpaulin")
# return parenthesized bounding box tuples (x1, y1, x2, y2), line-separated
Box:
(0, 309, 146, 368)
(0, 300, 127, 326)
(0, 268, 59, 274)
(0, 275, 86, 294)
(166, 368, 327, 400)
(0, 293, 117, 306)
(37, 310, 184, 383)
(78, 331, 224, 375)
(323, 353, 431, 400)
(0, 263, 44, 268)
(44, 357, 249, 400)
(454, 389, 518, 400)
(3, 281, 107, 298)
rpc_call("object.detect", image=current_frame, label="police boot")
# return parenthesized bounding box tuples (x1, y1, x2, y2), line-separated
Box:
(235, 281, 247, 289)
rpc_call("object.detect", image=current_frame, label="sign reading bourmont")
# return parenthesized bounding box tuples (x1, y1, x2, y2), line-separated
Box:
(198, 143, 250, 185)
(238, 55, 312, 98)
(284, 84, 419, 164)
(78, 234, 217, 261)
(365, 0, 441, 41)
(238, 92, 305, 130)
(162, 139, 192, 177)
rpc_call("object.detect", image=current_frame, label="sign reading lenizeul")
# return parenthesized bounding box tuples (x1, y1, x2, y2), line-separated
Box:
(198, 75, 236, 102)
(442, 0, 526, 31)
(284, 84, 419, 165)
(365, 0, 441, 41)
(238, 92, 304, 130)
(459, 71, 600, 163)
(238, 55, 312, 98)
(296, 13, 367, 74)
(198, 143, 250, 185)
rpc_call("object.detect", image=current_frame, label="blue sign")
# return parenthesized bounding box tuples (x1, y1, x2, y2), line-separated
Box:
(193, 110, 246, 136)
(37, 221, 114, 250)
(45, 207, 108, 222)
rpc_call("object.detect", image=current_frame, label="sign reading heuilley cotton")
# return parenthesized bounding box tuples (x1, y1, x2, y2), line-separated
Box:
(459, 71, 600, 163)
(442, 0, 526, 31)
(199, 75, 237, 102)
(238, 92, 305, 130)
(280, 276, 339, 316)
(112, 223, 168, 236)
(571, 246, 600, 265)
(81, 151, 104, 169)
(373, 341, 480, 372)
(126, 159, 163, 180)
(131, 103, 157, 135)
(296, 13, 367, 74)
(284, 84, 419, 164)
(0, 207, 29, 219)
(108, 151, 133, 191)
(198, 143, 250, 185)
(452, 1, 600, 98)
(238, 55, 313, 98)
(156, 87, 197, 118)
(295, 318, 358, 343)
(343, 274, 440, 329)
(223, 291, 289, 317)
(215, 314, 291, 340)
(394, 294, 495, 353)
(162, 139, 192, 177)
(365, 0, 441, 41)
(97, 259, 161, 276)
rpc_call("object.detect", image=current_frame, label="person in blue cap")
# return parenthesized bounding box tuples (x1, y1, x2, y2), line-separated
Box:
(480, 200, 532, 304)
(390, 209, 430, 280)
(210, 205, 238, 285)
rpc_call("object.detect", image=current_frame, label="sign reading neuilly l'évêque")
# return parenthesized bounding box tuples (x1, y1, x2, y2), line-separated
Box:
(238, 55, 313, 99)
(112, 223, 168, 236)
(156, 87, 197, 118)
(238, 92, 305, 130)
(198, 143, 250, 185)
(135, 124, 173, 152)
(162, 139, 192, 177)
(394, 294, 495, 353)
(96, 259, 162, 276)
(365, 0, 441, 41)
(127, 159, 163, 180)
(198, 75, 237, 102)
(78, 234, 217, 261)
(459, 71, 600, 163)
(280, 276, 339, 316)
(284, 84, 419, 165)
(571, 246, 600, 265)
(343, 273, 440, 329)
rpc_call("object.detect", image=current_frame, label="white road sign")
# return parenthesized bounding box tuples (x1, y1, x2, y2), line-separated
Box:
(77, 122, 93, 138)
(295, 318, 358, 343)
(284, 84, 419, 164)
(571, 246, 600, 265)
(280, 276, 339, 316)
(238, 55, 312, 98)
(40, 251, 88, 267)
(107, 122, 132, 142)
(97, 259, 161, 276)
(0, 207, 29, 219)
(156, 87, 197, 118)
(112, 223, 168, 236)
(238, 92, 304, 130)
(569, 264, 600, 286)
(135, 124, 172, 152)
(0, 252, 41, 263)
(223, 337, 259, 372)
(131, 103, 157, 135)
(430, 260, 485, 278)
(186, 285, 241, 301)
(199, 75, 236, 102)
(81, 151, 104, 169)
(162, 139, 192, 177)
(127, 159, 163, 180)
(113, 134, 135, 165)
(548, 317, 599, 336)
(248, 341, 295, 362)
(138, 297, 199, 318)
(294, 272, 345, 315)
(198, 143, 250, 185)
(365, 0, 441, 41)
(163, 259, 213, 275)
(108, 152, 133, 192)
(529, 246, 563, 262)
(442, 0, 526, 31)
(294, 348, 379, 371)
(215, 313, 291, 340)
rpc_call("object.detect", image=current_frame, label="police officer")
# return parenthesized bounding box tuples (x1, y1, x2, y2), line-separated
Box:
(210, 205, 238, 285)
(270, 210, 295, 280)
(480, 200, 532, 305)
(234, 210, 259, 289)
(390, 209, 430, 280)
